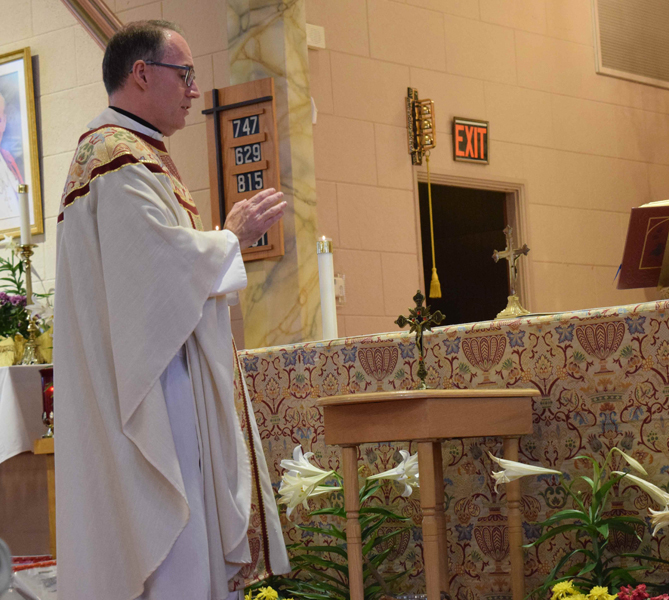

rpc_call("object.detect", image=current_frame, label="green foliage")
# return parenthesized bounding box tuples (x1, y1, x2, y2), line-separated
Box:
(267, 479, 410, 600)
(527, 449, 669, 598)
(0, 248, 28, 338)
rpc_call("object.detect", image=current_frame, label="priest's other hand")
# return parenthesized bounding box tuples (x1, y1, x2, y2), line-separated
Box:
(223, 188, 286, 249)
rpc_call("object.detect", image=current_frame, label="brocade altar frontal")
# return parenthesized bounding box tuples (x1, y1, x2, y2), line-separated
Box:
(239, 301, 669, 599)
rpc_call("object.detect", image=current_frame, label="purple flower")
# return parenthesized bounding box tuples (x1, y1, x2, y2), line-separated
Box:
(0, 292, 9, 304)
(9, 295, 25, 306)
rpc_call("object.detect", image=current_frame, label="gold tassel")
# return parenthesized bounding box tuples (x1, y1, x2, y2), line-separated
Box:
(426, 152, 442, 298)
(429, 266, 441, 298)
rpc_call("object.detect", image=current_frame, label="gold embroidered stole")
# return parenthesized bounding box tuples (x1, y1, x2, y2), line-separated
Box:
(58, 124, 203, 231)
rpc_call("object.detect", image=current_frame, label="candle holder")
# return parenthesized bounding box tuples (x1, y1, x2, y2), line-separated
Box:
(18, 243, 42, 365)
(40, 367, 54, 438)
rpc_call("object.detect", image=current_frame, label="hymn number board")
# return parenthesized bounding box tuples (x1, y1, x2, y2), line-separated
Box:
(204, 78, 284, 261)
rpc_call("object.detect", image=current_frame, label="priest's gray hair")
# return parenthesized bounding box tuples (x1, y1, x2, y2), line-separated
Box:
(102, 20, 185, 95)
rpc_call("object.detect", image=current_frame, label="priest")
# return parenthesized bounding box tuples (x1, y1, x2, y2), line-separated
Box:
(54, 20, 290, 600)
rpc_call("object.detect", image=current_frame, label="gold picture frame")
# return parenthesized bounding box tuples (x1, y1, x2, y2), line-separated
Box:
(0, 48, 43, 238)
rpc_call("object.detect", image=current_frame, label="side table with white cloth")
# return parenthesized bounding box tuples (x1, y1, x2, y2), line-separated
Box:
(0, 365, 53, 556)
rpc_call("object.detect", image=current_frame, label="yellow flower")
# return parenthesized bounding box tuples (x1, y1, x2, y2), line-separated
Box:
(245, 594, 252, 600)
(588, 586, 616, 600)
(551, 580, 577, 600)
(256, 587, 279, 600)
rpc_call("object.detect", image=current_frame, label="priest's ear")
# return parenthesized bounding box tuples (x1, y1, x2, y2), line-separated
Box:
(129, 60, 150, 90)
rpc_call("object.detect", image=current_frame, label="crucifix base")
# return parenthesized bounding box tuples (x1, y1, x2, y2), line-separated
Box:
(495, 294, 530, 320)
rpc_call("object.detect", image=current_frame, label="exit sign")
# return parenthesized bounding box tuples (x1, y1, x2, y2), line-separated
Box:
(453, 117, 489, 164)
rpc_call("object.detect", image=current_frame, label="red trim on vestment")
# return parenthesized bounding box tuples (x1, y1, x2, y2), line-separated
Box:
(234, 342, 274, 577)
(79, 124, 168, 153)
(62, 153, 163, 209)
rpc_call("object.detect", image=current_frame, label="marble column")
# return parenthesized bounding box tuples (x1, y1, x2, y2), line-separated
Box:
(228, 0, 321, 348)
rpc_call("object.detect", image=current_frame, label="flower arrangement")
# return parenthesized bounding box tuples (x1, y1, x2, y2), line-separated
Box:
(245, 586, 293, 600)
(0, 235, 53, 363)
(490, 447, 669, 597)
(550, 580, 617, 600)
(550, 581, 669, 600)
(259, 446, 418, 600)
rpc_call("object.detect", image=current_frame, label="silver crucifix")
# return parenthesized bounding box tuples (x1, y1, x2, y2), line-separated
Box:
(492, 225, 530, 319)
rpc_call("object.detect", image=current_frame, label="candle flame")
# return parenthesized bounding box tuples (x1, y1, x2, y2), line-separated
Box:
(215, 225, 220, 230)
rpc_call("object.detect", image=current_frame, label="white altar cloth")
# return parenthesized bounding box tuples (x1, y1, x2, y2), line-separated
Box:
(0, 365, 50, 464)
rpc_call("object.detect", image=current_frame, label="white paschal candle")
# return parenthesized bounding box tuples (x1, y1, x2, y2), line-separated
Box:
(317, 236, 337, 340)
(18, 184, 30, 245)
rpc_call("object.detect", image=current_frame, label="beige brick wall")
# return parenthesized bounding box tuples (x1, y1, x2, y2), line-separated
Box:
(3, 0, 668, 341)
(307, 0, 667, 337)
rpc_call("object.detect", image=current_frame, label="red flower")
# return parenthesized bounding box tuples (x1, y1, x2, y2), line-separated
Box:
(618, 585, 649, 600)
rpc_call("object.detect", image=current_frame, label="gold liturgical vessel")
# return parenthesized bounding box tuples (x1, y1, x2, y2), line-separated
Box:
(406, 87, 441, 299)
(493, 225, 530, 319)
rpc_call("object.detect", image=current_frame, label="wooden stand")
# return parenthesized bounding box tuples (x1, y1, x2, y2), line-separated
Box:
(33, 436, 55, 559)
(317, 388, 538, 600)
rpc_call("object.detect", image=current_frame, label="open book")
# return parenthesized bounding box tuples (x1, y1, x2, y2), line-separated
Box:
(618, 199, 669, 289)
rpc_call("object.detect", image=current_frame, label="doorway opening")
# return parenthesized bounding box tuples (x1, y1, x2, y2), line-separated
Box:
(417, 182, 521, 326)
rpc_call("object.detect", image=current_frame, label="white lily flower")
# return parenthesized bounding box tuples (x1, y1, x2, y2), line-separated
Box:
(649, 507, 669, 536)
(280, 446, 333, 479)
(488, 451, 562, 492)
(613, 447, 648, 476)
(277, 472, 339, 519)
(367, 450, 420, 497)
(0, 234, 17, 253)
(26, 294, 54, 327)
(614, 471, 669, 508)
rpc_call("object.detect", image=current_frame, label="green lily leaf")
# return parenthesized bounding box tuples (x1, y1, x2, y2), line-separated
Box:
(298, 524, 347, 541)
(527, 522, 584, 547)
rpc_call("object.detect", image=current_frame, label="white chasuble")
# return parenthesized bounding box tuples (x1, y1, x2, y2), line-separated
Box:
(54, 108, 289, 600)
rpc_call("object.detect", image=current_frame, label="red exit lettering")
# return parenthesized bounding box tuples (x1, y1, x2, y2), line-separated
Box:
(453, 119, 488, 163)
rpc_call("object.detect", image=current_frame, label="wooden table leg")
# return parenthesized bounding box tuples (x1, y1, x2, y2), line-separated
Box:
(503, 437, 523, 600)
(418, 441, 446, 600)
(342, 445, 364, 600)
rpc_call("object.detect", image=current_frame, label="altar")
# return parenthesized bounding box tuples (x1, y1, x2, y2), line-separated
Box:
(4, 301, 669, 597)
(239, 300, 669, 599)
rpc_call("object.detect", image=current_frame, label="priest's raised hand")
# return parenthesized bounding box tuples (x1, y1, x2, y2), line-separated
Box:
(224, 187, 286, 249)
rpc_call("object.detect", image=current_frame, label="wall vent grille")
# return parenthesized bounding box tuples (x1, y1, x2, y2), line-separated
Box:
(594, 0, 669, 89)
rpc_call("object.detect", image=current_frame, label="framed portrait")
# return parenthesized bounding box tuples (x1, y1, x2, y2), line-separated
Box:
(0, 48, 42, 238)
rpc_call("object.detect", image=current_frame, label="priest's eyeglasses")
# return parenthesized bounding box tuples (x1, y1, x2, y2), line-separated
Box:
(142, 60, 196, 87)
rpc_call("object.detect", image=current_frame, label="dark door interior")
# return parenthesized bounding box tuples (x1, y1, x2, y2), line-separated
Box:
(418, 183, 510, 325)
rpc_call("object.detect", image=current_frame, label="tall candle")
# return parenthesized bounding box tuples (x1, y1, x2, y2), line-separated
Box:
(317, 236, 337, 340)
(18, 184, 30, 245)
